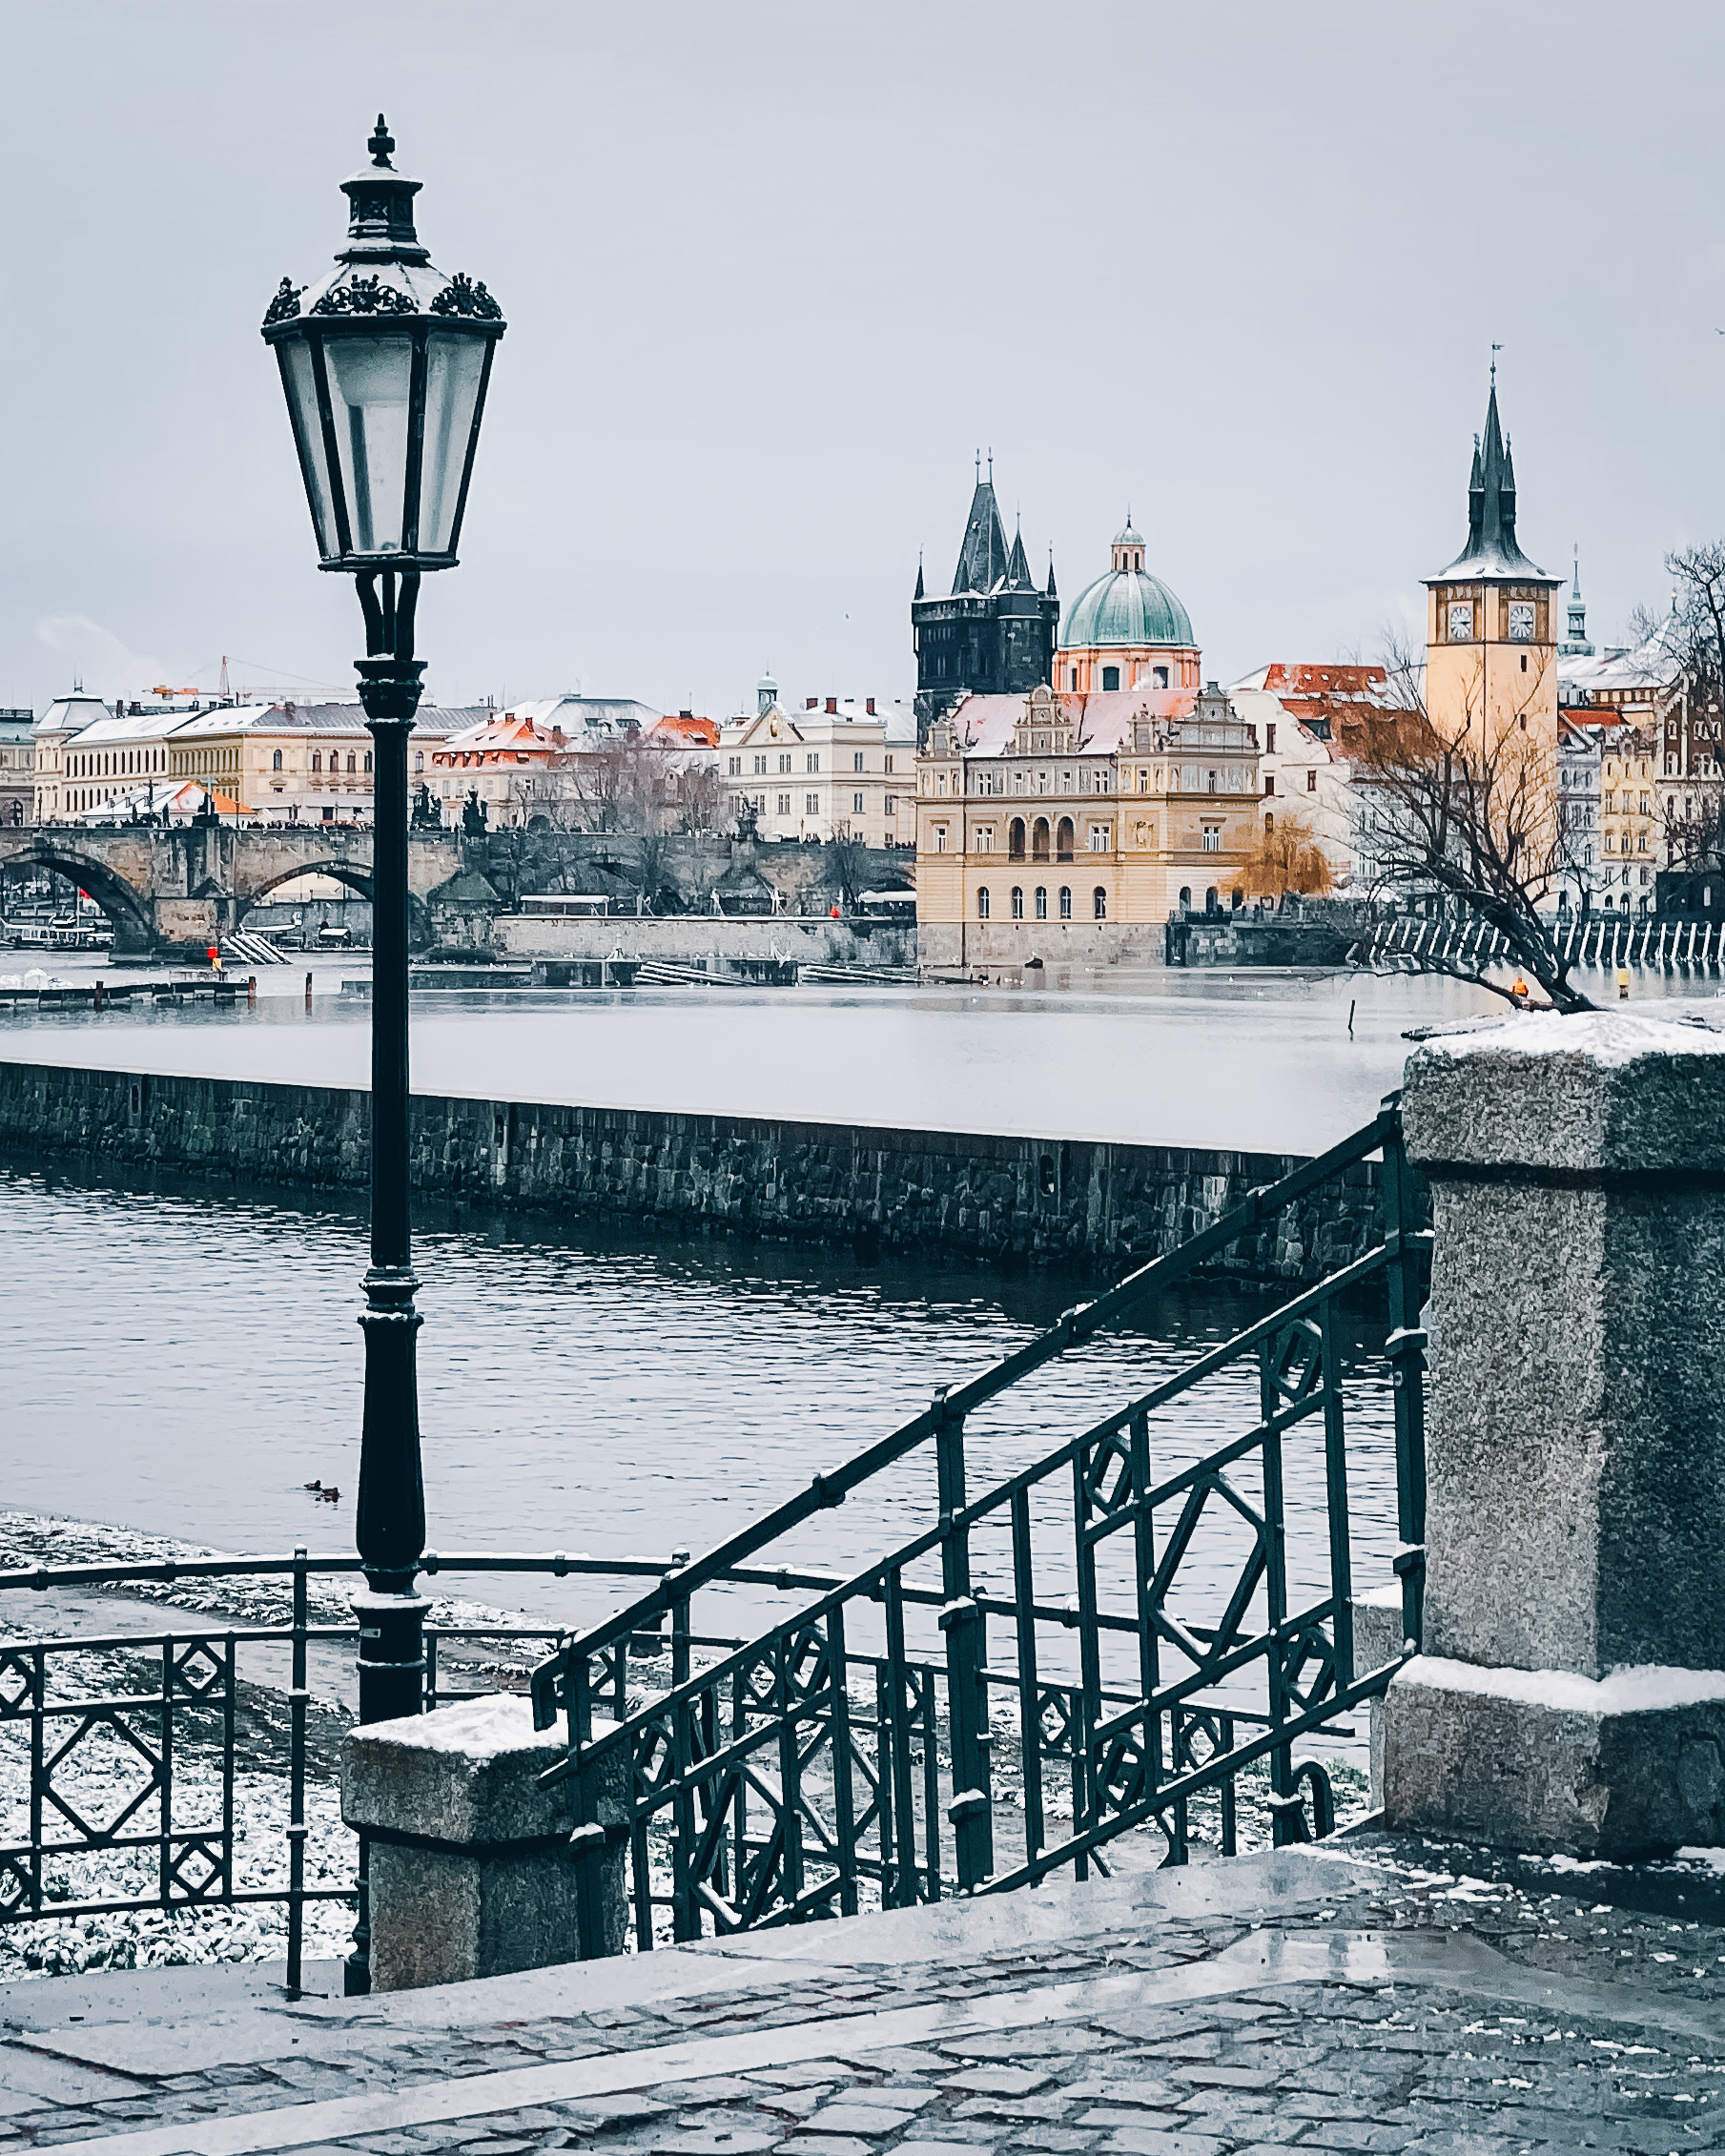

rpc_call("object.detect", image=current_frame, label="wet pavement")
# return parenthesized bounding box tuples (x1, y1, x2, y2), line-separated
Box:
(5, 1837, 1725, 2153)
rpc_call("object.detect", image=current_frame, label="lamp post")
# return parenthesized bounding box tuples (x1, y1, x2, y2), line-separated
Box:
(262, 117, 503, 1992)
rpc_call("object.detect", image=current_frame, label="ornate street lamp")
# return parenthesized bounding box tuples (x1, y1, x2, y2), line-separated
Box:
(262, 116, 503, 1988)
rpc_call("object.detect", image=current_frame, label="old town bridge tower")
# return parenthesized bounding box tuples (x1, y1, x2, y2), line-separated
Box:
(913, 461, 1058, 744)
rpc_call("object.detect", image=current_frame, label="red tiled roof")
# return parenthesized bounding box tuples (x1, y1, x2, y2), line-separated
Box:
(652, 713, 719, 748)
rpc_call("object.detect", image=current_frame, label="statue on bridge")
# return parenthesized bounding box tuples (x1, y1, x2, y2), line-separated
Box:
(411, 783, 442, 831)
(461, 788, 488, 837)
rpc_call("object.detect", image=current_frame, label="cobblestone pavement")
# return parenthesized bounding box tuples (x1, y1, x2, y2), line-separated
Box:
(5, 1838, 1725, 2155)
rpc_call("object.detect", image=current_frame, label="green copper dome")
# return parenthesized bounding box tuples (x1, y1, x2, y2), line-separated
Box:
(1060, 565, 1194, 649)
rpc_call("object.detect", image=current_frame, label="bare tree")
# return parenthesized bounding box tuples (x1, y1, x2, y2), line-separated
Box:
(823, 834, 872, 912)
(1351, 629, 1597, 1013)
(674, 763, 723, 834)
(1244, 811, 1333, 897)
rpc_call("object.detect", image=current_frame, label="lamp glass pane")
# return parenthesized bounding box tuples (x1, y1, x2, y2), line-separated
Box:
(325, 335, 414, 554)
(421, 333, 486, 553)
(279, 340, 337, 557)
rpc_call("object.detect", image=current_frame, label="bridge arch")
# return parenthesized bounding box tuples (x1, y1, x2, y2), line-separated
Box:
(5, 842, 154, 952)
(235, 857, 432, 946)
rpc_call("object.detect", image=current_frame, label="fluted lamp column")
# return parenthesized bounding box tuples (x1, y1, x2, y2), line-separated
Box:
(260, 114, 504, 1993)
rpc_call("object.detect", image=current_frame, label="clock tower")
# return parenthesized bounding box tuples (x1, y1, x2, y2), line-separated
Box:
(1424, 378, 1562, 750)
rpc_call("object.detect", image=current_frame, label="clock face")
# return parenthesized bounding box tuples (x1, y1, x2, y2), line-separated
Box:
(1509, 603, 1535, 642)
(1448, 602, 1474, 641)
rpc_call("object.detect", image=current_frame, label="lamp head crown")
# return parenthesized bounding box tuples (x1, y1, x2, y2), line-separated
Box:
(368, 114, 396, 169)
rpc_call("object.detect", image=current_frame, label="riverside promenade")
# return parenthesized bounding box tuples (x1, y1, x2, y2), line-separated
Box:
(4, 1838, 1725, 2155)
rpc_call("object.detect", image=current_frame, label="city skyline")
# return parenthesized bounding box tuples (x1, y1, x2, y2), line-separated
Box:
(3, 1, 1721, 718)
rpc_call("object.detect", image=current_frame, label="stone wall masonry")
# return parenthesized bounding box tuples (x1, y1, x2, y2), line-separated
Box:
(0, 1058, 1403, 1283)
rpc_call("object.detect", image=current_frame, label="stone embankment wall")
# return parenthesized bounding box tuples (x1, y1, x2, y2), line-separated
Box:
(0, 1059, 1399, 1283)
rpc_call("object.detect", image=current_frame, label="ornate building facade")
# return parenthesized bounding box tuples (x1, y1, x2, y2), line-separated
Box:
(914, 681, 1261, 966)
(912, 465, 1058, 743)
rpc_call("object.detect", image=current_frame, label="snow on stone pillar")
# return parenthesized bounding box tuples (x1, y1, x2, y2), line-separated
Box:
(342, 1694, 626, 1991)
(1385, 1011, 1725, 1857)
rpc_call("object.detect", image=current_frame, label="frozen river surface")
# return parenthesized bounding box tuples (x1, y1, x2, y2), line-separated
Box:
(0, 959, 1658, 1154)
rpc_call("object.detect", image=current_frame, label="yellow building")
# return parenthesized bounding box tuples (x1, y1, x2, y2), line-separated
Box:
(1600, 726, 1657, 908)
(914, 681, 1261, 966)
(35, 699, 470, 826)
(1424, 379, 1561, 749)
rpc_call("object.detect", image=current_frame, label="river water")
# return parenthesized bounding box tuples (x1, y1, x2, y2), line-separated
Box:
(4, 963, 1715, 1721)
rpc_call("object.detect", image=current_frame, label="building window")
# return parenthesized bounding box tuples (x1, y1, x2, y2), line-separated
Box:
(1265, 725, 1276, 752)
(1263, 774, 1275, 795)
(1202, 826, 1222, 852)
(1088, 825, 1107, 852)
(806, 791, 819, 814)
(1058, 885, 1072, 919)
(977, 887, 990, 920)
(884, 795, 896, 816)
(729, 756, 742, 776)
(808, 753, 820, 772)
(363, 751, 373, 773)
(348, 753, 358, 773)
(272, 749, 282, 770)
(779, 753, 791, 773)
(975, 825, 995, 851)
(1069, 667, 1078, 689)
(1153, 667, 1168, 688)
(853, 791, 864, 814)
(415, 751, 424, 771)
(778, 792, 791, 814)
(884, 754, 893, 774)
(853, 751, 865, 771)
(1306, 768, 1317, 792)
(1035, 886, 1047, 919)
(1101, 666, 1120, 692)
(754, 755, 768, 775)
(1011, 886, 1023, 919)
(312, 751, 321, 772)
(934, 826, 947, 852)
(1093, 886, 1107, 919)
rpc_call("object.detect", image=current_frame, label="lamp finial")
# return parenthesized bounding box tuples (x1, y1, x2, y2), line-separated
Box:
(368, 113, 396, 169)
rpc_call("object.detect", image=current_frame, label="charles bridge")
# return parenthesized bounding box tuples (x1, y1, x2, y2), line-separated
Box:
(0, 824, 911, 956)
(0, 823, 463, 955)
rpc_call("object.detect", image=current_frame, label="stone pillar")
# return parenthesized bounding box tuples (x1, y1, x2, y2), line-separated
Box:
(1384, 1011, 1725, 1857)
(341, 1694, 626, 1992)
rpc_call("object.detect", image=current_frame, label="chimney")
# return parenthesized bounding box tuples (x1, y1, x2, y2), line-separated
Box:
(826, 696, 836, 714)
(679, 708, 692, 720)
(806, 696, 817, 709)
(866, 697, 875, 716)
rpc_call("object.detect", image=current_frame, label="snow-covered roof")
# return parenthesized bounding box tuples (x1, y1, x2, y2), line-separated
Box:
(940, 688, 1198, 758)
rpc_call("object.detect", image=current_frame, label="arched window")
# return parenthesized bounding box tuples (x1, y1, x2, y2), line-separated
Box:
(1032, 817, 1050, 860)
(1056, 815, 1075, 860)
(1035, 886, 1047, 920)
(1058, 885, 1072, 919)
(363, 751, 373, 772)
(1101, 666, 1120, 692)
(1263, 811, 1274, 832)
(976, 887, 991, 920)
(1179, 885, 1191, 910)
(1093, 886, 1107, 920)
(1011, 886, 1023, 919)
(347, 752, 358, 773)
(415, 751, 424, 772)
(272, 749, 283, 770)
(1205, 886, 1219, 913)
(312, 751, 321, 772)
(1009, 817, 1025, 859)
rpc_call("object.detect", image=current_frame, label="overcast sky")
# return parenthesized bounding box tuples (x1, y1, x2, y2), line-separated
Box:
(3, 1, 1721, 720)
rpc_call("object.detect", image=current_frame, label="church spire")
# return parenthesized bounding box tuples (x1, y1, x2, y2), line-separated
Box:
(914, 551, 924, 603)
(1046, 546, 1058, 600)
(951, 461, 1010, 594)
(1005, 514, 1033, 591)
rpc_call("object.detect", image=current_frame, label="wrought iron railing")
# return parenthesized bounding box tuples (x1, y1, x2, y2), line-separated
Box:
(1, 1100, 1428, 1980)
(532, 1097, 1429, 1950)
